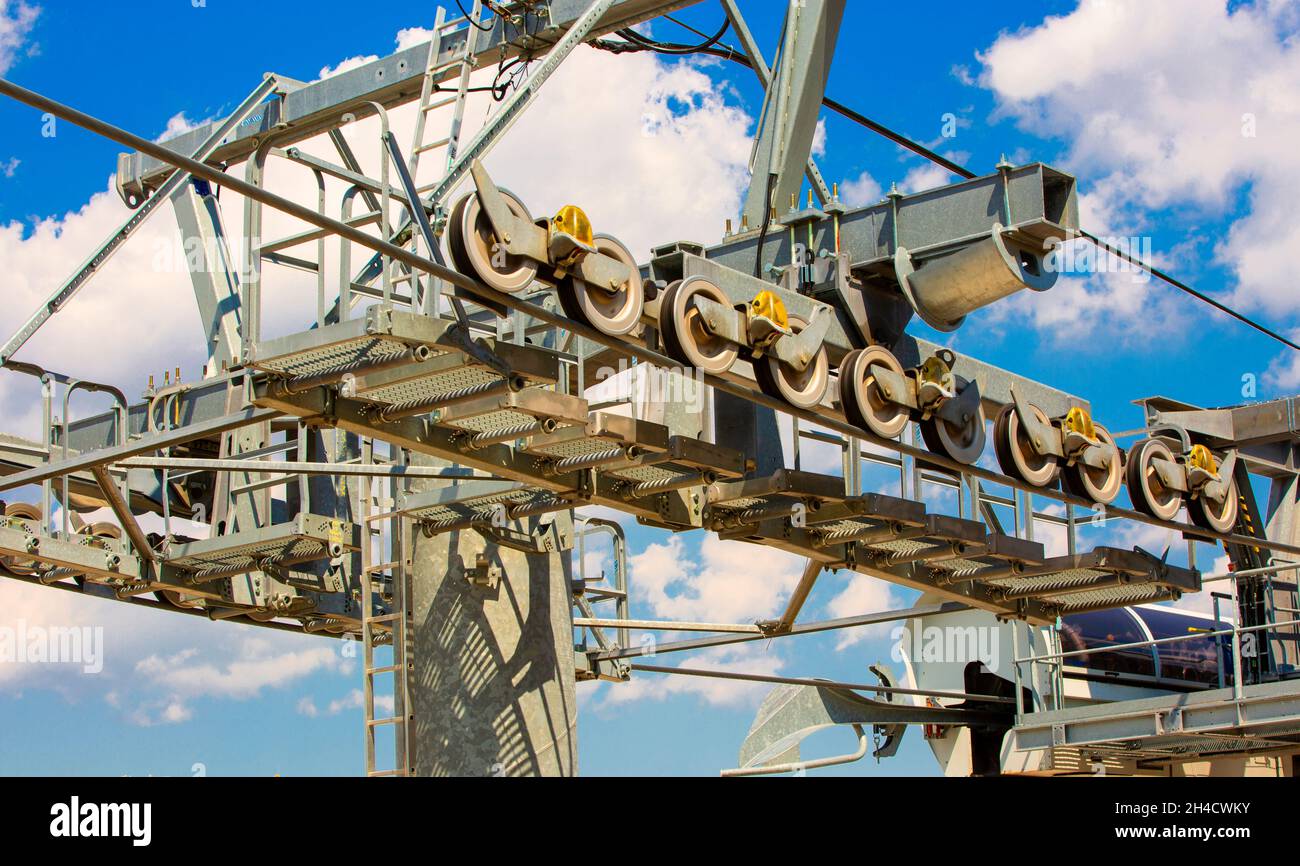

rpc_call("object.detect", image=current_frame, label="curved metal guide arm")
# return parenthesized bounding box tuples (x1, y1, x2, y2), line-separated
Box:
(727, 673, 1000, 776)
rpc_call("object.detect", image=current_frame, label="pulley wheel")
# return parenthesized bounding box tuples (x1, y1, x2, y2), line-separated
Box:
(81, 522, 122, 590)
(4, 502, 42, 522)
(1061, 424, 1124, 505)
(1126, 438, 1183, 521)
(993, 403, 1059, 488)
(1188, 471, 1240, 535)
(447, 189, 538, 294)
(555, 234, 645, 337)
(155, 589, 204, 609)
(840, 347, 910, 439)
(919, 395, 987, 466)
(1, 502, 43, 576)
(755, 316, 829, 410)
(658, 278, 739, 375)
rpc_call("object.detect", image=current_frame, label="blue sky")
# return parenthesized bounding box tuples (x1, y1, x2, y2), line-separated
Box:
(1, 0, 1298, 776)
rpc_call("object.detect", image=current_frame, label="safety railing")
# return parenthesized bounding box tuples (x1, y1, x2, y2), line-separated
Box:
(1011, 561, 1300, 722)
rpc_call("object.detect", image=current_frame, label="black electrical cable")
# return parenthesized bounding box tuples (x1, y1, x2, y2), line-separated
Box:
(592, 32, 1300, 355)
(488, 4, 545, 101)
(753, 172, 777, 279)
(455, 0, 494, 32)
(615, 17, 730, 55)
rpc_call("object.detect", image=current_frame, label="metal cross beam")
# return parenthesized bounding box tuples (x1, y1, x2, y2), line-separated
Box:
(741, 0, 844, 228)
(721, 0, 832, 205)
(114, 0, 703, 201)
(0, 74, 282, 365)
(0, 405, 280, 493)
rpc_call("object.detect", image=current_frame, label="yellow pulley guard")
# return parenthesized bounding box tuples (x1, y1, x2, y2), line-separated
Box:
(548, 204, 597, 269)
(915, 355, 956, 411)
(1062, 407, 1098, 443)
(1188, 444, 1218, 475)
(918, 355, 954, 391)
(747, 289, 792, 349)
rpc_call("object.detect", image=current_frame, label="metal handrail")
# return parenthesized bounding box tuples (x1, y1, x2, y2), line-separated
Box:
(1014, 602, 1300, 717)
(1015, 617, 1300, 667)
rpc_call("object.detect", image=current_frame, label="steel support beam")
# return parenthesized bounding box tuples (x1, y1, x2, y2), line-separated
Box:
(741, 0, 844, 229)
(170, 180, 244, 374)
(0, 406, 280, 493)
(88, 464, 156, 562)
(114, 0, 702, 200)
(721, 0, 832, 204)
(0, 75, 280, 364)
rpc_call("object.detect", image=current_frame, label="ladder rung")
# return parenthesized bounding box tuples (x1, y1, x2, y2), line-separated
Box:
(367, 769, 405, 778)
(365, 561, 399, 574)
(422, 97, 459, 112)
(367, 716, 403, 728)
(415, 137, 452, 155)
(366, 612, 403, 625)
(367, 664, 403, 675)
(424, 48, 472, 74)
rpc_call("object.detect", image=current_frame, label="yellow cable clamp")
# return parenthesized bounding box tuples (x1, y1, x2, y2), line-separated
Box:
(1062, 407, 1098, 443)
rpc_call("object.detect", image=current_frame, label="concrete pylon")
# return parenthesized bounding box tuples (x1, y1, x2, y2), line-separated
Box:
(409, 473, 578, 777)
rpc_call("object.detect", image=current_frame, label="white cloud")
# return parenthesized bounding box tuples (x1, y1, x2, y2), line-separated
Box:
(989, 262, 1191, 352)
(0, 568, 354, 728)
(600, 643, 785, 708)
(135, 638, 342, 699)
(840, 158, 964, 208)
(823, 572, 904, 650)
(1266, 328, 1300, 389)
(481, 46, 754, 256)
(129, 697, 193, 727)
(0, 29, 759, 728)
(1170, 553, 1235, 617)
(840, 171, 882, 208)
(317, 54, 379, 81)
(395, 27, 432, 52)
(298, 687, 386, 717)
(0, 0, 38, 76)
(979, 0, 1300, 323)
(904, 162, 954, 193)
(315, 25, 432, 81)
(0, 182, 214, 405)
(629, 534, 806, 625)
(155, 111, 212, 143)
(1, 156, 18, 178)
(811, 118, 827, 157)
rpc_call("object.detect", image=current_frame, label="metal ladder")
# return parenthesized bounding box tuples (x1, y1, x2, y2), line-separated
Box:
(409, 2, 488, 179)
(359, 438, 415, 777)
(392, 2, 490, 315)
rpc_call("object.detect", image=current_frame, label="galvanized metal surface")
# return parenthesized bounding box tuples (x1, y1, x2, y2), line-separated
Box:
(3, 0, 1300, 780)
